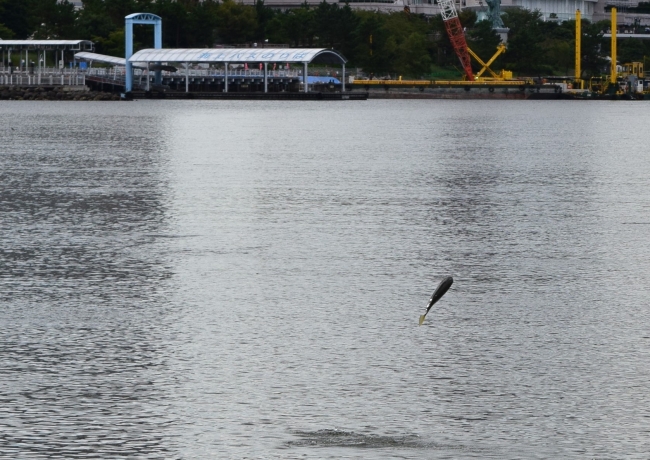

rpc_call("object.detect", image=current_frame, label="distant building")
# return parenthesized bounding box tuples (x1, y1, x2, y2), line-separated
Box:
(466, 0, 597, 21)
(592, 0, 650, 25)
(270, 0, 650, 25)
(61, 0, 650, 27)
(241, 0, 599, 21)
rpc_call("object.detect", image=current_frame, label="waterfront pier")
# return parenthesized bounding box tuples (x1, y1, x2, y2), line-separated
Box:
(74, 46, 362, 100)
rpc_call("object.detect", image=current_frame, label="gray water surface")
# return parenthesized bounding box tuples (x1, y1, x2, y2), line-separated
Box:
(1, 100, 649, 459)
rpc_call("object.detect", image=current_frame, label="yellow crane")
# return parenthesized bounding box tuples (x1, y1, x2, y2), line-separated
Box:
(467, 43, 513, 81)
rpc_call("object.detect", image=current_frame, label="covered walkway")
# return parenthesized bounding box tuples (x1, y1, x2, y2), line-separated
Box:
(74, 51, 127, 67)
(127, 48, 347, 93)
(0, 40, 93, 71)
(0, 40, 93, 88)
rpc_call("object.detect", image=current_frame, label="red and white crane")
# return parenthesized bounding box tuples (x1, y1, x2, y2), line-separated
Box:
(438, 0, 474, 81)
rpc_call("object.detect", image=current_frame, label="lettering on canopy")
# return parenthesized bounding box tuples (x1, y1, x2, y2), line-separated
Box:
(128, 48, 347, 65)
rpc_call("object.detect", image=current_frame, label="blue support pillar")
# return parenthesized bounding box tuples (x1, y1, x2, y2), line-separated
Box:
(124, 13, 162, 92)
(264, 62, 268, 93)
(154, 22, 162, 85)
(125, 19, 133, 92)
(303, 62, 308, 93)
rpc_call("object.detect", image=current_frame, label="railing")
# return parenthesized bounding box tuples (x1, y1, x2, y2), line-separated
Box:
(0, 65, 332, 88)
(342, 0, 397, 3)
(0, 66, 84, 75)
(0, 71, 85, 87)
(84, 67, 304, 79)
(86, 74, 127, 85)
(166, 69, 303, 78)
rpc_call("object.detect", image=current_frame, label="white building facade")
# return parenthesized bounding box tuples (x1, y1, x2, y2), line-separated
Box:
(62, 0, 650, 27)
(246, 0, 601, 21)
(257, 0, 650, 25)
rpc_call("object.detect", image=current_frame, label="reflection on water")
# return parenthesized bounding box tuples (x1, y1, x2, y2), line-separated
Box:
(288, 429, 422, 448)
(1, 100, 649, 459)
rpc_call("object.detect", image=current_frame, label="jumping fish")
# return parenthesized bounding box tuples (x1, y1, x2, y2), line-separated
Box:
(419, 276, 453, 325)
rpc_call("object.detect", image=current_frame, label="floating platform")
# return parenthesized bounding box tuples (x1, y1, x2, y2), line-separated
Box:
(348, 86, 567, 100)
(349, 79, 567, 99)
(350, 79, 650, 100)
(353, 79, 530, 88)
(124, 91, 368, 101)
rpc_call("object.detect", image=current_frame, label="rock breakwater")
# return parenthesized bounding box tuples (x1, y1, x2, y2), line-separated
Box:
(0, 86, 121, 101)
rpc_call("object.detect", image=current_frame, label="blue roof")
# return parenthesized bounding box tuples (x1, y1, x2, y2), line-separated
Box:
(303, 76, 341, 84)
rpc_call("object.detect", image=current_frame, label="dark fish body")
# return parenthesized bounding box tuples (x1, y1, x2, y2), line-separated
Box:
(419, 276, 453, 325)
(426, 276, 453, 311)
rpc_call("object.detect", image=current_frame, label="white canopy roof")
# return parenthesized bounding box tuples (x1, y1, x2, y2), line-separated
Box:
(129, 48, 347, 65)
(75, 52, 126, 66)
(0, 40, 93, 50)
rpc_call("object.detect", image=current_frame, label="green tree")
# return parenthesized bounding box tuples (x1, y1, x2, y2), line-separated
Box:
(314, 1, 336, 46)
(502, 8, 546, 74)
(93, 29, 126, 56)
(186, 0, 220, 47)
(216, 0, 258, 44)
(0, 22, 14, 38)
(458, 9, 477, 28)
(353, 11, 392, 74)
(397, 32, 432, 77)
(284, 5, 315, 46)
(29, 0, 78, 39)
(467, 18, 502, 70)
(151, 0, 189, 47)
(77, 0, 120, 41)
(428, 14, 455, 68)
(378, 11, 432, 76)
(581, 20, 607, 77)
(265, 13, 290, 44)
(618, 38, 645, 64)
(0, 0, 30, 38)
(254, 0, 276, 41)
(330, 3, 359, 59)
(542, 38, 572, 75)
